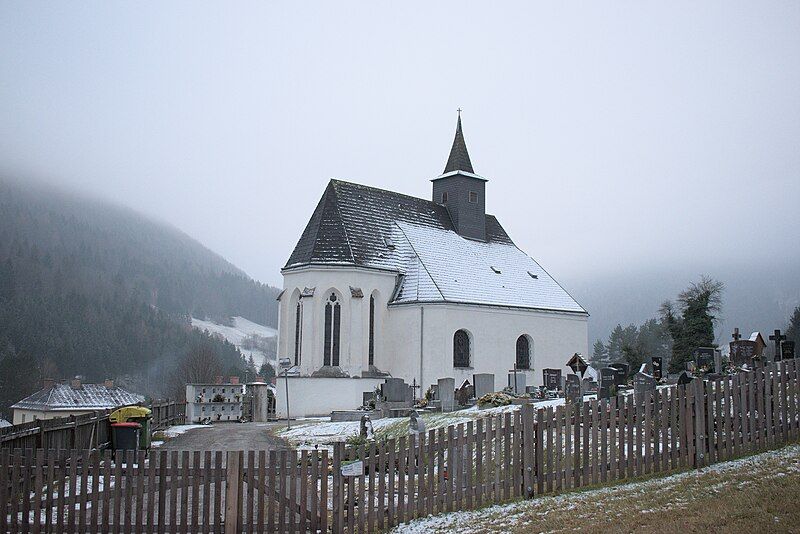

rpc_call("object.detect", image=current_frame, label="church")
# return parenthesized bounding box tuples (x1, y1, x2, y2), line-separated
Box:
(275, 115, 588, 417)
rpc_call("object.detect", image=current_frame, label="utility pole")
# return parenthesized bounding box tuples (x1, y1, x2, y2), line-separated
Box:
(279, 358, 292, 430)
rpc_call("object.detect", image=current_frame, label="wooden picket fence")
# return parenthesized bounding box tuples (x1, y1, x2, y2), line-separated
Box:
(0, 400, 186, 452)
(1, 360, 798, 532)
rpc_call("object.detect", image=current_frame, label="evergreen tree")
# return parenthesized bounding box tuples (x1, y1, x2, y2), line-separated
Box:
(787, 306, 800, 347)
(661, 276, 724, 372)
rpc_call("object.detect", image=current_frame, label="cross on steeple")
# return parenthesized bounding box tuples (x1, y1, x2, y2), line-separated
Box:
(457, 107, 462, 116)
(732, 328, 742, 341)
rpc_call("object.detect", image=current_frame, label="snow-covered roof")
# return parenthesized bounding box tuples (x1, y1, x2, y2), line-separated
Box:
(284, 180, 586, 314)
(392, 222, 585, 313)
(0, 419, 11, 428)
(11, 383, 145, 412)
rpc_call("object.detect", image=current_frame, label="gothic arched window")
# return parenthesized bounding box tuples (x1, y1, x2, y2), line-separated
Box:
(453, 330, 471, 368)
(324, 293, 341, 366)
(293, 302, 303, 366)
(368, 295, 375, 366)
(516, 335, 530, 370)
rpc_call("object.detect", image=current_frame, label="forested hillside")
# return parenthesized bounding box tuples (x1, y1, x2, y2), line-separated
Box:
(0, 179, 281, 418)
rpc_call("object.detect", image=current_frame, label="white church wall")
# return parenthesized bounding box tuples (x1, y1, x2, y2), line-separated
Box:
(273, 376, 386, 418)
(384, 303, 588, 392)
(278, 266, 398, 377)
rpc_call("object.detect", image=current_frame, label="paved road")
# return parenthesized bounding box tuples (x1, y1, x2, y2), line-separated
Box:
(157, 422, 292, 451)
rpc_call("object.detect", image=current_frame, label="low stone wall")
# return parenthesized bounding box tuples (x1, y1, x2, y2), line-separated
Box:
(273, 376, 386, 418)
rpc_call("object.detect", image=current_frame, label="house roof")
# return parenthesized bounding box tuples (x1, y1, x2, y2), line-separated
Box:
(284, 180, 587, 314)
(11, 383, 145, 412)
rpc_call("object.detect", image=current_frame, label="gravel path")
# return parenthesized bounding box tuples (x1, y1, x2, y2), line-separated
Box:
(156, 422, 292, 451)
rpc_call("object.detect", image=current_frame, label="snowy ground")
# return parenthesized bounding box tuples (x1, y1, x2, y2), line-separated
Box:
(277, 400, 567, 450)
(151, 424, 210, 445)
(191, 316, 276, 368)
(391, 444, 800, 533)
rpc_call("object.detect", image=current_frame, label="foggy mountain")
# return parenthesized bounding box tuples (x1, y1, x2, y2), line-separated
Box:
(0, 178, 281, 417)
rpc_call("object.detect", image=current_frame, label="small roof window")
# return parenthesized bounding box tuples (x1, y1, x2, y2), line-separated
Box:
(527, 271, 539, 279)
(469, 191, 478, 203)
(490, 266, 501, 274)
(384, 236, 395, 249)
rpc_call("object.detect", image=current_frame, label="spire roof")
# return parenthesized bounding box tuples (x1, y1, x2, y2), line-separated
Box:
(443, 114, 474, 174)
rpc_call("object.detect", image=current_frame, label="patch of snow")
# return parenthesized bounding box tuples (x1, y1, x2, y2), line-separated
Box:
(158, 424, 210, 438)
(191, 316, 277, 368)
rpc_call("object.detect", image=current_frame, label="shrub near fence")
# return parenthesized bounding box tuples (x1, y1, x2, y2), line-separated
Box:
(1, 361, 798, 533)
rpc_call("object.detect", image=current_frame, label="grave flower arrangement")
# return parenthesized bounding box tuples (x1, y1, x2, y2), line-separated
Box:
(477, 392, 514, 409)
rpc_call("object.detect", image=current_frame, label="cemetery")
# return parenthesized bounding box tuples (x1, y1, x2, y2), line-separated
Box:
(2, 339, 799, 532)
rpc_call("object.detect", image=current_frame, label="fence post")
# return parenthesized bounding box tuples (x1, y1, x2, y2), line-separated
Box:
(225, 450, 241, 534)
(521, 404, 535, 498)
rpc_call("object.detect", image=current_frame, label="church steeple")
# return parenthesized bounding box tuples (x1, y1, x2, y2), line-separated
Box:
(443, 112, 474, 174)
(432, 111, 487, 241)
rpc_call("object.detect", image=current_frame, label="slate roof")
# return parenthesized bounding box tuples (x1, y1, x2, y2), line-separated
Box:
(443, 115, 474, 174)
(284, 180, 587, 315)
(12, 383, 145, 412)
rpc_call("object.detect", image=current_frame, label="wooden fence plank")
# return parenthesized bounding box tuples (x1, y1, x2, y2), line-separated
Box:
(564, 403, 572, 490)
(388, 437, 397, 526)
(426, 429, 435, 517)
(475, 418, 484, 506)
(320, 450, 329, 534)
(465, 422, 473, 509)
(535, 408, 544, 494)
(608, 397, 617, 482)
(290, 449, 299, 534)
(299, 450, 308, 534)
(0, 449, 8, 534)
(224, 451, 240, 534)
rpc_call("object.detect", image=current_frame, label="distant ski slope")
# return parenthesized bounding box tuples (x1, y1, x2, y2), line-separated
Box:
(191, 316, 277, 368)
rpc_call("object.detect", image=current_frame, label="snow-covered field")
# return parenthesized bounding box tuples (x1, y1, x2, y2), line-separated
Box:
(191, 316, 277, 368)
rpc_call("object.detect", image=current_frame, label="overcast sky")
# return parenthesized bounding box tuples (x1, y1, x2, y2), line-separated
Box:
(1, 2, 798, 287)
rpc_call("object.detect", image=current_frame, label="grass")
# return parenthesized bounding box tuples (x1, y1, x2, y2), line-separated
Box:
(393, 443, 800, 533)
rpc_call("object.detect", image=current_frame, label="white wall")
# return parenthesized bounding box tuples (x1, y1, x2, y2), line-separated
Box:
(277, 265, 588, 413)
(273, 376, 386, 418)
(385, 303, 589, 392)
(278, 266, 398, 377)
(12, 408, 94, 425)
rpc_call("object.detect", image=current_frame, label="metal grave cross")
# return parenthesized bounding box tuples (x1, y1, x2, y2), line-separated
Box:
(770, 329, 787, 362)
(410, 378, 421, 402)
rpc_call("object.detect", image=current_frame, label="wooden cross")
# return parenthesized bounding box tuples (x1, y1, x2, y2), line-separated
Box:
(732, 328, 741, 341)
(770, 329, 786, 362)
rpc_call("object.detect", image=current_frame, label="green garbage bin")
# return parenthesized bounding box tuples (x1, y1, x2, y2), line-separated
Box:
(110, 406, 152, 450)
(110, 422, 141, 453)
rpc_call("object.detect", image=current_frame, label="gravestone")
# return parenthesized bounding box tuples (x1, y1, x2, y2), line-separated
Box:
(693, 347, 715, 372)
(730, 339, 757, 366)
(360, 414, 375, 440)
(610, 363, 629, 386)
(770, 329, 787, 362)
(429, 384, 439, 400)
(473, 373, 495, 399)
(542, 368, 562, 391)
(582, 377, 598, 393)
(363, 391, 375, 408)
(382, 378, 407, 402)
(508, 372, 527, 394)
(566, 353, 589, 377)
(409, 410, 426, 434)
(565, 374, 582, 405)
(714, 349, 723, 374)
(782, 340, 796, 360)
(651, 357, 663, 380)
(455, 380, 473, 406)
(599, 367, 617, 399)
(438, 377, 455, 412)
(633, 371, 656, 405)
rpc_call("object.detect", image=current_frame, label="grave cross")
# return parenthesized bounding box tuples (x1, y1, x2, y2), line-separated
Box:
(732, 328, 741, 341)
(410, 378, 421, 402)
(770, 329, 787, 362)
